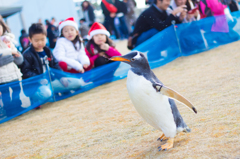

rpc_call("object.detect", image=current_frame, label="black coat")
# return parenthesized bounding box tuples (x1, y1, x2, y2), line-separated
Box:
(47, 24, 58, 48)
(131, 5, 181, 44)
(20, 45, 61, 79)
(101, 0, 127, 16)
(19, 33, 30, 52)
(86, 5, 95, 23)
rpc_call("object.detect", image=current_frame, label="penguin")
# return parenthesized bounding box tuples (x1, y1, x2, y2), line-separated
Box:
(110, 51, 197, 151)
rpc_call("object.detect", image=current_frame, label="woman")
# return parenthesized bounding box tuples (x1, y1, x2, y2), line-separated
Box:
(81, 1, 95, 27)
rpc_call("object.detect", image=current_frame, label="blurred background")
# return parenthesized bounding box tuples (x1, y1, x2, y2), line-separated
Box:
(0, 0, 148, 45)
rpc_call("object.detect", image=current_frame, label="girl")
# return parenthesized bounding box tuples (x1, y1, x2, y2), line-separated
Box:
(0, 17, 24, 116)
(53, 17, 92, 73)
(85, 22, 121, 68)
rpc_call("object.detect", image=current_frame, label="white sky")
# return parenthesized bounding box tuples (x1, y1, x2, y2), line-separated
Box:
(135, 0, 147, 8)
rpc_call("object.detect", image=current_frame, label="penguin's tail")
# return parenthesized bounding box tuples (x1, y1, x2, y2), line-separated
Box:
(183, 127, 191, 133)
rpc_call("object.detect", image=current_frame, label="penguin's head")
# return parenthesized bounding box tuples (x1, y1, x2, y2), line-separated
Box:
(110, 51, 150, 69)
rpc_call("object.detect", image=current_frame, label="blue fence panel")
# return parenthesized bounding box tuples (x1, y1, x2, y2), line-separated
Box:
(0, 71, 53, 123)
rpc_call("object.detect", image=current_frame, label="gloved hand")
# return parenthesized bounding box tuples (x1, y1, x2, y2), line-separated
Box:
(0, 54, 14, 67)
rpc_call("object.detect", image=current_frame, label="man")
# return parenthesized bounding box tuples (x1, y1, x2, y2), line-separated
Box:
(128, 0, 186, 49)
(101, 0, 122, 39)
(45, 19, 58, 49)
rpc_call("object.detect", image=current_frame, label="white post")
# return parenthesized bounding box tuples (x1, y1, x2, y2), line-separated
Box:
(172, 20, 182, 56)
(45, 57, 56, 102)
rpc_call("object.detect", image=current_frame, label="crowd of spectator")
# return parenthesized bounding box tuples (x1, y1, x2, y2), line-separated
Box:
(0, 0, 239, 117)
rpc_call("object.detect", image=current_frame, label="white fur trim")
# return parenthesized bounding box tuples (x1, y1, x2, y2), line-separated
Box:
(59, 21, 78, 35)
(89, 29, 110, 39)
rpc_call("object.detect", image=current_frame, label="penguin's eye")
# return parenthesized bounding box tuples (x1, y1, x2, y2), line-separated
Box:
(131, 58, 135, 61)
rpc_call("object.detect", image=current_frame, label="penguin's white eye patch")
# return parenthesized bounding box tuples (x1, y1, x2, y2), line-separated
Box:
(133, 52, 141, 59)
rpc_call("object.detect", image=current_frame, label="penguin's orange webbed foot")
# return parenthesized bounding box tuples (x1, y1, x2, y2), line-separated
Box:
(157, 133, 169, 142)
(158, 138, 174, 151)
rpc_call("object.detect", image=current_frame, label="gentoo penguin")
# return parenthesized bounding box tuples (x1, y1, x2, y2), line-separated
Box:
(110, 51, 197, 151)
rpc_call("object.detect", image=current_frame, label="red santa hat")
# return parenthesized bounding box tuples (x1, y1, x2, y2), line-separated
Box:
(88, 22, 110, 39)
(59, 17, 78, 35)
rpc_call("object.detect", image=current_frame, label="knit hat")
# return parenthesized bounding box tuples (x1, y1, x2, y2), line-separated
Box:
(59, 17, 78, 35)
(88, 22, 110, 39)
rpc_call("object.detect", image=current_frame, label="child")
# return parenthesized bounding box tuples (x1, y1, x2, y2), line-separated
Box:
(20, 23, 82, 107)
(0, 18, 24, 116)
(79, 18, 89, 40)
(85, 22, 122, 68)
(53, 17, 92, 73)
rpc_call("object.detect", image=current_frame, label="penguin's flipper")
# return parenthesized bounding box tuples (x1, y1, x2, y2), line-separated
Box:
(153, 84, 197, 114)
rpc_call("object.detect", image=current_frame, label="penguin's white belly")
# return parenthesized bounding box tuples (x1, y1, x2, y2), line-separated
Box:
(127, 70, 177, 138)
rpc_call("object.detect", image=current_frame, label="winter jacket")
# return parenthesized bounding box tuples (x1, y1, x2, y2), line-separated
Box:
(20, 45, 60, 79)
(83, 5, 95, 26)
(131, 4, 181, 46)
(53, 37, 90, 71)
(101, 0, 127, 16)
(47, 23, 58, 48)
(199, 0, 228, 32)
(85, 44, 121, 64)
(79, 23, 90, 38)
(19, 32, 30, 52)
(0, 35, 23, 84)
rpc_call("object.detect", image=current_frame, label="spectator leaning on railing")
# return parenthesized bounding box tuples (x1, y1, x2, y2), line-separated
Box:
(198, 0, 239, 44)
(127, 0, 187, 49)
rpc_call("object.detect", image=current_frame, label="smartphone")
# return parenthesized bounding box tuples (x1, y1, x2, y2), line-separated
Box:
(188, 5, 198, 14)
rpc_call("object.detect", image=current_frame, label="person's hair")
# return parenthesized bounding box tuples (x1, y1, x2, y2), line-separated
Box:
(28, 23, 47, 38)
(0, 17, 10, 34)
(51, 17, 55, 20)
(86, 35, 115, 56)
(154, 0, 163, 4)
(81, 0, 91, 11)
(45, 19, 50, 25)
(21, 29, 26, 34)
(80, 18, 86, 22)
(60, 30, 83, 51)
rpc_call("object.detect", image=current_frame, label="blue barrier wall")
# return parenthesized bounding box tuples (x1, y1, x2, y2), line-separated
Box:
(1, 11, 240, 124)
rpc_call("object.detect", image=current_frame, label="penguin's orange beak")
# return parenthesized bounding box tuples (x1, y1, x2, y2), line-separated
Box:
(110, 56, 131, 62)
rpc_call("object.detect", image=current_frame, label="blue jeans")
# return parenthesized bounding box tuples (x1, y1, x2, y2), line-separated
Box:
(136, 28, 159, 46)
